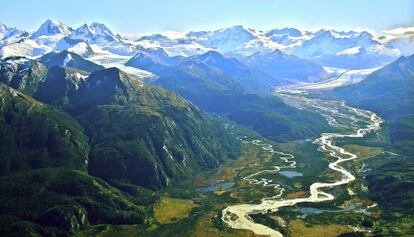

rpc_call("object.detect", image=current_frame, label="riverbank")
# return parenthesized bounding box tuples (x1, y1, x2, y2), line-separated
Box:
(221, 93, 383, 237)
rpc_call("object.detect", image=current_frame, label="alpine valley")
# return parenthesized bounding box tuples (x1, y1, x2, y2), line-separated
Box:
(0, 19, 413, 237)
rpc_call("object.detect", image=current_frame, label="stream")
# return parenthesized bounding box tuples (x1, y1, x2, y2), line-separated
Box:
(221, 92, 383, 237)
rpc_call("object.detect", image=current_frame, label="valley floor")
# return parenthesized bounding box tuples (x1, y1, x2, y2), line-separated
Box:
(77, 93, 413, 237)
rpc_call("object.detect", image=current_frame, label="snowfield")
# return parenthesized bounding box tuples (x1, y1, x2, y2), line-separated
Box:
(0, 20, 412, 80)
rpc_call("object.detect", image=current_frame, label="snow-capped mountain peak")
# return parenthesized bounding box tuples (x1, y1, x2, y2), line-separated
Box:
(266, 27, 303, 37)
(312, 29, 335, 41)
(215, 25, 255, 38)
(195, 25, 256, 52)
(73, 24, 94, 37)
(0, 23, 12, 40)
(354, 31, 379, 45)
(32, 19, 72, 38)
(0, 23, 6, 33)
(1, 20, 412, 70)
(70, 22, 116, 43)
(136, 34, 169, 42)
(71, 22, 116, 41)
(186, 30, 210, 38)
(89, 22, 115, 37)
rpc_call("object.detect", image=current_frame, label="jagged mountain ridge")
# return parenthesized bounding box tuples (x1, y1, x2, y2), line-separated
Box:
(0, 20, 412, 71)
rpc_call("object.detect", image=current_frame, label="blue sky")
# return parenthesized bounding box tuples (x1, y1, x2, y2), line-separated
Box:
(1, 0, 413, 33)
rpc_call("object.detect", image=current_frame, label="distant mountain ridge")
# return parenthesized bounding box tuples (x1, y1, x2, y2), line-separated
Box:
(39, 50, 105, 72)
(332, 54, 414, 119)
(238, 49, 329, 83)
(0, 20, 412, 71)
(126, 49, 331, 141)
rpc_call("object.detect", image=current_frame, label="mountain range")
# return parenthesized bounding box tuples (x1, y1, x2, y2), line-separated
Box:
(0, 19, 413, 237)
(331, 54, 414, 120)
(0, 20, 412, 72)
(0, 52, 240, 189)
(0, 48, 244, 235)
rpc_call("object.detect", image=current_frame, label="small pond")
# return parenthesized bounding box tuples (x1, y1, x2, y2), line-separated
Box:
(279, 171, 303, 178)
(197, 182, 235, 193)
(292, 204, 358, 215)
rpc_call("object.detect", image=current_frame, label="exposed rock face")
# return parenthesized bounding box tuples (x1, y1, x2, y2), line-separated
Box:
(37, 205, 88, 233)
(0, 57, 47, 96)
